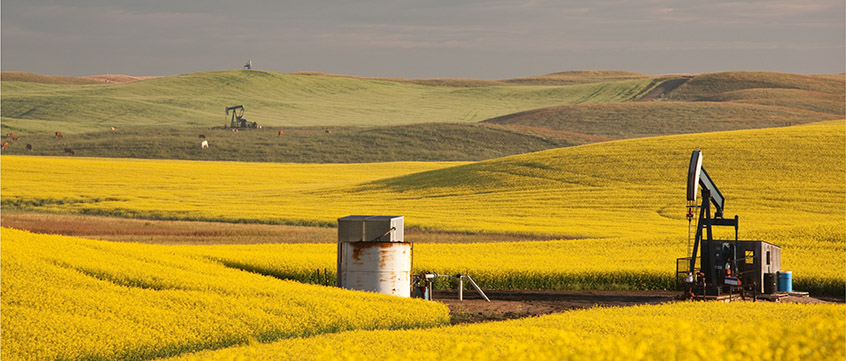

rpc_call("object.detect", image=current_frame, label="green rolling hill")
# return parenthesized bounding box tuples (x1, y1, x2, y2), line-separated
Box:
(485, 71, 844, 139)
(0, 70, 666, 134)
(1, 70, 842, 163)
(664, 71, 844, 100)
(0, 123, 581, 163)
(501, 70, 653, 86)
(293, 70, 655, 87)
(483, 101, 842, 139)
(0, 72, 102, 85)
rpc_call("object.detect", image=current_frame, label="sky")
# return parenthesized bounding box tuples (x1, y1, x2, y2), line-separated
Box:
(2, 0, 844, 79)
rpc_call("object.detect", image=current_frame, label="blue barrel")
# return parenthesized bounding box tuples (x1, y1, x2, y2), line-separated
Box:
(778, 271, 793, 293)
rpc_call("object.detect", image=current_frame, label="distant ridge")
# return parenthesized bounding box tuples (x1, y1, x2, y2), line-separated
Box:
(484, 71, 844, 139)
(291, 71, 510, 87)
(666, 71, 844, 100)
(292, 70, 654, 87)
(1, 72, 101, 85)
(1, 69, 842, 164)
(1, 69, 661, 133)
(1, 72, 158, 85)
(82, 75, 160, 84)
(502, 70, 651, 86)
(483, 101, 841, 139)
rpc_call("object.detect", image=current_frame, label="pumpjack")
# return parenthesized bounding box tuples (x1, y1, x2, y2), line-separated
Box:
(684, 150, 738, 291)
(226, 105, 258, 128)
(680, 150, 782, 297)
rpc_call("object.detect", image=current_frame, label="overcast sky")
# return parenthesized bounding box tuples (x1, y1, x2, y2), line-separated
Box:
(2, 0, 844, 79)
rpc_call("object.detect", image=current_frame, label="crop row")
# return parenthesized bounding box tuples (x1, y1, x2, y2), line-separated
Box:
(1, 122, 843, 295)
(189, 222, 844, 296)
(166, 301, 845, 361)
(0, 228, 449, 361)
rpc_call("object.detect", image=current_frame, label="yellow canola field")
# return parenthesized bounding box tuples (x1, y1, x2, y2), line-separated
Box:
(1, 121, 843, 292)
(0, 159, 464, 226)
(184, 220, 843, 295)
(168, 301, 845, 361)
(2, 122, 841, 236)
(0, 228, 449, 361)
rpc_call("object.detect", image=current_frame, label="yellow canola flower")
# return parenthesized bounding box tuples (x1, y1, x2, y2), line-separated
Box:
(185, 221, 844, 295)
(0, 228, 449, 361)
(2, 122, 841, 237)
(166, 302, 845, 361)
(1, 122, 843, 293)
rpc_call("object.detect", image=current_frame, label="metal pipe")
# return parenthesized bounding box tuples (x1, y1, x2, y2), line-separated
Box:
(465, 275, 491, 302)
(459, 276, 464, 301)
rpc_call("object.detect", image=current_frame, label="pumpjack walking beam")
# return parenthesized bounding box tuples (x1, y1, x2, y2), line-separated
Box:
(686, 150, 738, 285)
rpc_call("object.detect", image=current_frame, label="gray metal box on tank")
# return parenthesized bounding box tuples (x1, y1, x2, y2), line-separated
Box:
(337, 215, 404, 243)
(336, 216, 407, 294)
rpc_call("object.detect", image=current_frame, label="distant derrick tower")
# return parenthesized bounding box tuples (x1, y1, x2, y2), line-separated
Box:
(244, 60, 252, 70)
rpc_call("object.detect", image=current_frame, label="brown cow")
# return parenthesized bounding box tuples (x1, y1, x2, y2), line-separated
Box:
(325, 129, 332, 134)
(1, 142, 7, 150)
(199, 134, 206, 139)
(55, 132, 63, 138)
(10, 135, 19, 141)
(64, 147, 75, 156)
(6, 133, 13, 139)
(26, 144, 33, 152)
(278, 130, 284, 136)
(231, 129, 239, 133)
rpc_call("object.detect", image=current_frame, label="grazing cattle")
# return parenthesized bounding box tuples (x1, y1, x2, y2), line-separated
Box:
(278, 130, 284, 136)
(231, 128, 239, 133)
(1, 142, 7, 150)
(201, 140, 209, 149)
(10, 135, 19, 141)
(325, 129, 332, 134)
(111, 127, 116, 132)
(26, 144, 33, 152)
(199, 134, 206, 139)
(55, 132, 63, 138)
(64, 147, 75, 156)
(6, 133, 14, 139)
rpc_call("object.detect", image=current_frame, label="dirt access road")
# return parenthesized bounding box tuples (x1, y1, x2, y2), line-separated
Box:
(434, 289, 676, 324)
(434, 289, 841, 324)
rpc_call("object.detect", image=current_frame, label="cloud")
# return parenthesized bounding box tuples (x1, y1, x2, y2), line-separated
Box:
(2, 0, 843, 77)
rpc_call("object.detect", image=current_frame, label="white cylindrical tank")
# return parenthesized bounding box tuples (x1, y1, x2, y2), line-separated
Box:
(337, 215, 410, 297)
(339, 241, 412, 297)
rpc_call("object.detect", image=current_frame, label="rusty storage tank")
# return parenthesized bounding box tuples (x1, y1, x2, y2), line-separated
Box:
(337, 216, 411, 297)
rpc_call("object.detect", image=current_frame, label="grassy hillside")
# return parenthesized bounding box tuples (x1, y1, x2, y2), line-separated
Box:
(484, 101, 842, 139)
(3, 70, 841, 164)
(700, 88, 845, 115)
(0, 72, 101, 85)
(292, 71, 510, 87)
(0, 123, 582, 162)
(483, 71, 844, 140)
(502, 70, 652, 86)
(294, 70, 654, 87)
(1, 70, 665, 134)
(665, 71, 844, 100)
